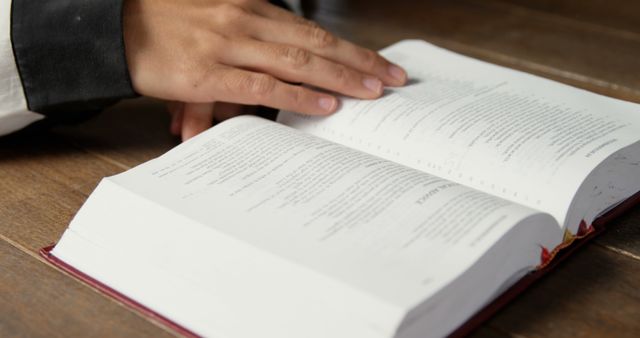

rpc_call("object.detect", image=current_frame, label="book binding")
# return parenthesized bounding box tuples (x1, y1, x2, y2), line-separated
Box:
(40, 191, 640, 338)
(40, 245, 198, 338)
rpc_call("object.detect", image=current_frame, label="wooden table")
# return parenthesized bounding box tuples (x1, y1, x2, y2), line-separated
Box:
(2, 0, 639, 336)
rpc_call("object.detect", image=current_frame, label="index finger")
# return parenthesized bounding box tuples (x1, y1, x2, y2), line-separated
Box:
(252, 4, 407, 86)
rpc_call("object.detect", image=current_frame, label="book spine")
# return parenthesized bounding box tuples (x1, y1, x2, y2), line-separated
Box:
(39, 245, 200, 338)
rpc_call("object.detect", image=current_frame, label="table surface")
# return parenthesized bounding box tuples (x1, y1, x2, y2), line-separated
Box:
(2, 1, 640, 337)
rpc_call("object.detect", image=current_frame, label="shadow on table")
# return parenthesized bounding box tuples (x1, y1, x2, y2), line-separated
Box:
(0, 98, 179, 166)
(481, 232, 639, 336)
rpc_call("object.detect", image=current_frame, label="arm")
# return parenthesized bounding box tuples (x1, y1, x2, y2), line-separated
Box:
(2, 0, 407, 139)
(1, 0, 136, 137)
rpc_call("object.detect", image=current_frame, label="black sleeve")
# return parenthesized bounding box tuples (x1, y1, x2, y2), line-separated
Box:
(269, 0, 291, 10)
(11, 0, 136, 124)
(10, 0, 291, 125)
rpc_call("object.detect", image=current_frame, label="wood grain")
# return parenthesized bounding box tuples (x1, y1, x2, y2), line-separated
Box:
(0, 240, 172, 338)
(481, 245, 640, 338)
(0, 131, 121, 252)
(595, 207, 640, 259)
(306, 0, 640, 103)
(53, 98, 179, 169)
(1, 0, 639, 337)
(488, 0, 640, 34)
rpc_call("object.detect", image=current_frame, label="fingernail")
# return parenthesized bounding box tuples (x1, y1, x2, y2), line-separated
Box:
(318, 97, 337, 112)
(388, 64, 407, 84)
(363, 77, 383, 95)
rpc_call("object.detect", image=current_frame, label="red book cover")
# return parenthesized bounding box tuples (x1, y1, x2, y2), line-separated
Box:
(40, 246, 199, 338)
(40, 191, 640, 338)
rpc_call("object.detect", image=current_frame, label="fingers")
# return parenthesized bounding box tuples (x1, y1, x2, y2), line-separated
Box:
(126, 0, 406, 116)
(252, 1, 316, 26)
(167, 101, 247, 140)
(221, 39, 383, 99)
(196, 65, 338, 115)
(170, 109, 184, 136)
(181, 102, 214, 141)
(167, 101, 184, 136)
(248, 7, 407, 86)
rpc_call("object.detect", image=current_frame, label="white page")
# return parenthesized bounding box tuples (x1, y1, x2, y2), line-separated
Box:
(279, 40, 640, 228)
(108, 115, 559, 311)
(54, 179, 405, 338)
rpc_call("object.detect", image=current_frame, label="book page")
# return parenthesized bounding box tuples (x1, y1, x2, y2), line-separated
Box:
(278, 40, 640, 228)
(108, 115, 560, 312)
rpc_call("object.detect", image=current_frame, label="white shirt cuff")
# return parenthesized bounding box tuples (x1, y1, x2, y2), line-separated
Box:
(0, 0, 44, 136)
(283, 0, 303, 15)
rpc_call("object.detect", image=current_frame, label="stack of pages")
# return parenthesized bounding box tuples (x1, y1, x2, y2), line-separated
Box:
(44, 40, 640, 338)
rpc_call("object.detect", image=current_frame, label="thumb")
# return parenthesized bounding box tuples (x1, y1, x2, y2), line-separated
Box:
(181, 102, 215, 141)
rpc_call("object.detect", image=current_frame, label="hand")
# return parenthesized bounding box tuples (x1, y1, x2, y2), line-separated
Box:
(167, 101, 255, 140)
(123, 0, 407, 139)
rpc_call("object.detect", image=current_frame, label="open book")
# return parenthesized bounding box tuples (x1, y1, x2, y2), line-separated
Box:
(44, 41, 640, 338)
